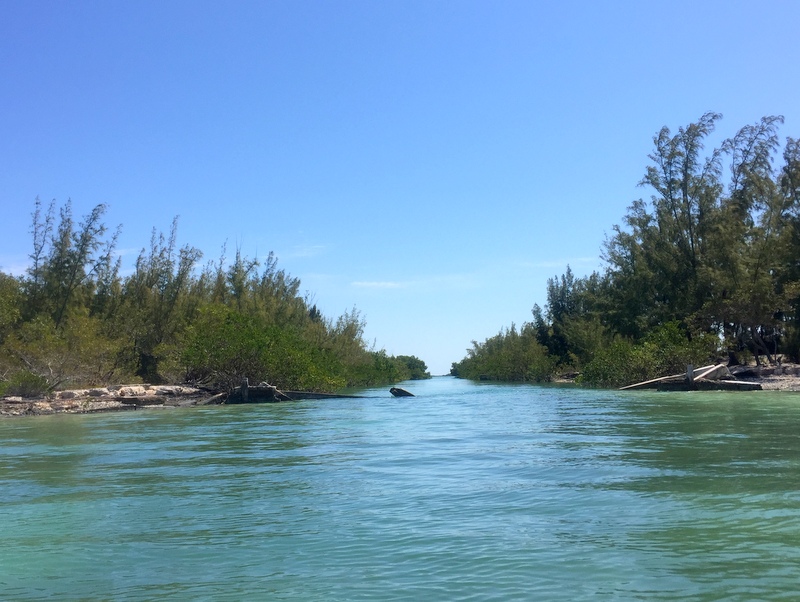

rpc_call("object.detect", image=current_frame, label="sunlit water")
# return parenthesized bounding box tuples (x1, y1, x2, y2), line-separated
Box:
(2, 377, 800, 600)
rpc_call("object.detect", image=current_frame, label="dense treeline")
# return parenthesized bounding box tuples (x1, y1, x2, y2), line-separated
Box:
(452, 113, 800, 386)
(0, 201, 429, 396)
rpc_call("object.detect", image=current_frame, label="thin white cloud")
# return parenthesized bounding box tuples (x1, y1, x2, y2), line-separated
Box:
(115, 247, 142, 257)
(352, 280, 408, 289)
(517, 257, 599, 269)
(351, 273, 482, 291)
(0, 257, 29, 276)
(282, 244, 328, 259)
(302, 272, 337, 282)
(1, 247, 144, 277)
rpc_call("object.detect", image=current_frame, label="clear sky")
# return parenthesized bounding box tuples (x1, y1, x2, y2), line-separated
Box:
(1, 0, 798, 375)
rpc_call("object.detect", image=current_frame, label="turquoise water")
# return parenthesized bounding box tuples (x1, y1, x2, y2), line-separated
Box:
(2, 377, 800, 600)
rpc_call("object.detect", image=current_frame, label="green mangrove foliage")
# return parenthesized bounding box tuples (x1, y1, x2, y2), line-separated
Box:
(0, 199, 429, 396)
(453, 113, 800, 387)
(450, 323, 556, 382)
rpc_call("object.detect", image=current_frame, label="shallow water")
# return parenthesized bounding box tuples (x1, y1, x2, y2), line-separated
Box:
(2, 377, 800, 600)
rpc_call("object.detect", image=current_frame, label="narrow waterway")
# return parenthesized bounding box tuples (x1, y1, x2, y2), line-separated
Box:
(2, 377, 800, 600)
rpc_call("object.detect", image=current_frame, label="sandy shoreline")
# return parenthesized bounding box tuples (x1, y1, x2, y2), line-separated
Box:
(743, 374, 800, 392)
(2, 369, 799, 417)
(0, 384, 223, 417)
(726, 363, 800, 392)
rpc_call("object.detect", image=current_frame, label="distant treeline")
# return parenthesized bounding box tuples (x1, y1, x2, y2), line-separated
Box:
(452, 113, 800, 387)
(0, 202, 429, 396)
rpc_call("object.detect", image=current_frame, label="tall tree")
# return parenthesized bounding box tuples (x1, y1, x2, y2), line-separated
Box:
(705, 117, 787, 360)
(638, 111, 723, 322)
(25, 199, 116, 327)
(121, 218, 202, 380)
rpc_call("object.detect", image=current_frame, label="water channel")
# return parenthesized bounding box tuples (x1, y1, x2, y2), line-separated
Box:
(2, 377, 800, 600)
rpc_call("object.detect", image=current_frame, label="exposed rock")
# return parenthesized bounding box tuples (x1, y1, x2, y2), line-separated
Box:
(117, 386, 148, 397)
(390, 387, 414, 397)
(2, 384, 216, 416)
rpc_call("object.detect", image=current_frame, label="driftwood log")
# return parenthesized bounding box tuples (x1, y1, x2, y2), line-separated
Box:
(620, 363, 762, 391)
(230, 379, 362, 403)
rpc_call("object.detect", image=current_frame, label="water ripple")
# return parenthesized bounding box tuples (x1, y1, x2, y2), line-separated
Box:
(2, 380, 800, 599)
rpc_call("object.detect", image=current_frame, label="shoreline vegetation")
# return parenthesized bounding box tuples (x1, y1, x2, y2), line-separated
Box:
(0, 200, 430, 405)
(451, 113, 800, 388)
(3, 112, 799, 406)
(3, 367, 800, 417)
(0, 382, 357, 417)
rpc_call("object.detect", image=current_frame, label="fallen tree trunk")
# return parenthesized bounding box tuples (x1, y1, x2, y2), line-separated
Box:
(619, 365, 715, 390)
(620, 364, 760, 391)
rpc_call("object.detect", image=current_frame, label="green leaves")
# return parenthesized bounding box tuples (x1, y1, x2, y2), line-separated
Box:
(604, 114, 799, 363)
(450, 324, 556, 382)
(395, 355, 431, 380)
(1, 200, 424, 393)
(455, 113, 800, 386)
(580, 322, 717, 388)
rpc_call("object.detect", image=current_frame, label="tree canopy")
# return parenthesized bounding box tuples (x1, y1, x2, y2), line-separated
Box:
(0, 201, 430, 396)
(452, 113, 800, 386)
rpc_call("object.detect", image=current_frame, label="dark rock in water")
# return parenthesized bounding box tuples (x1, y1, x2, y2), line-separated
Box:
(390, 387, 414, 397)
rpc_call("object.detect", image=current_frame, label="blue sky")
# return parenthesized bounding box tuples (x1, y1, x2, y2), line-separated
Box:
(1, 0, 798, 375)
